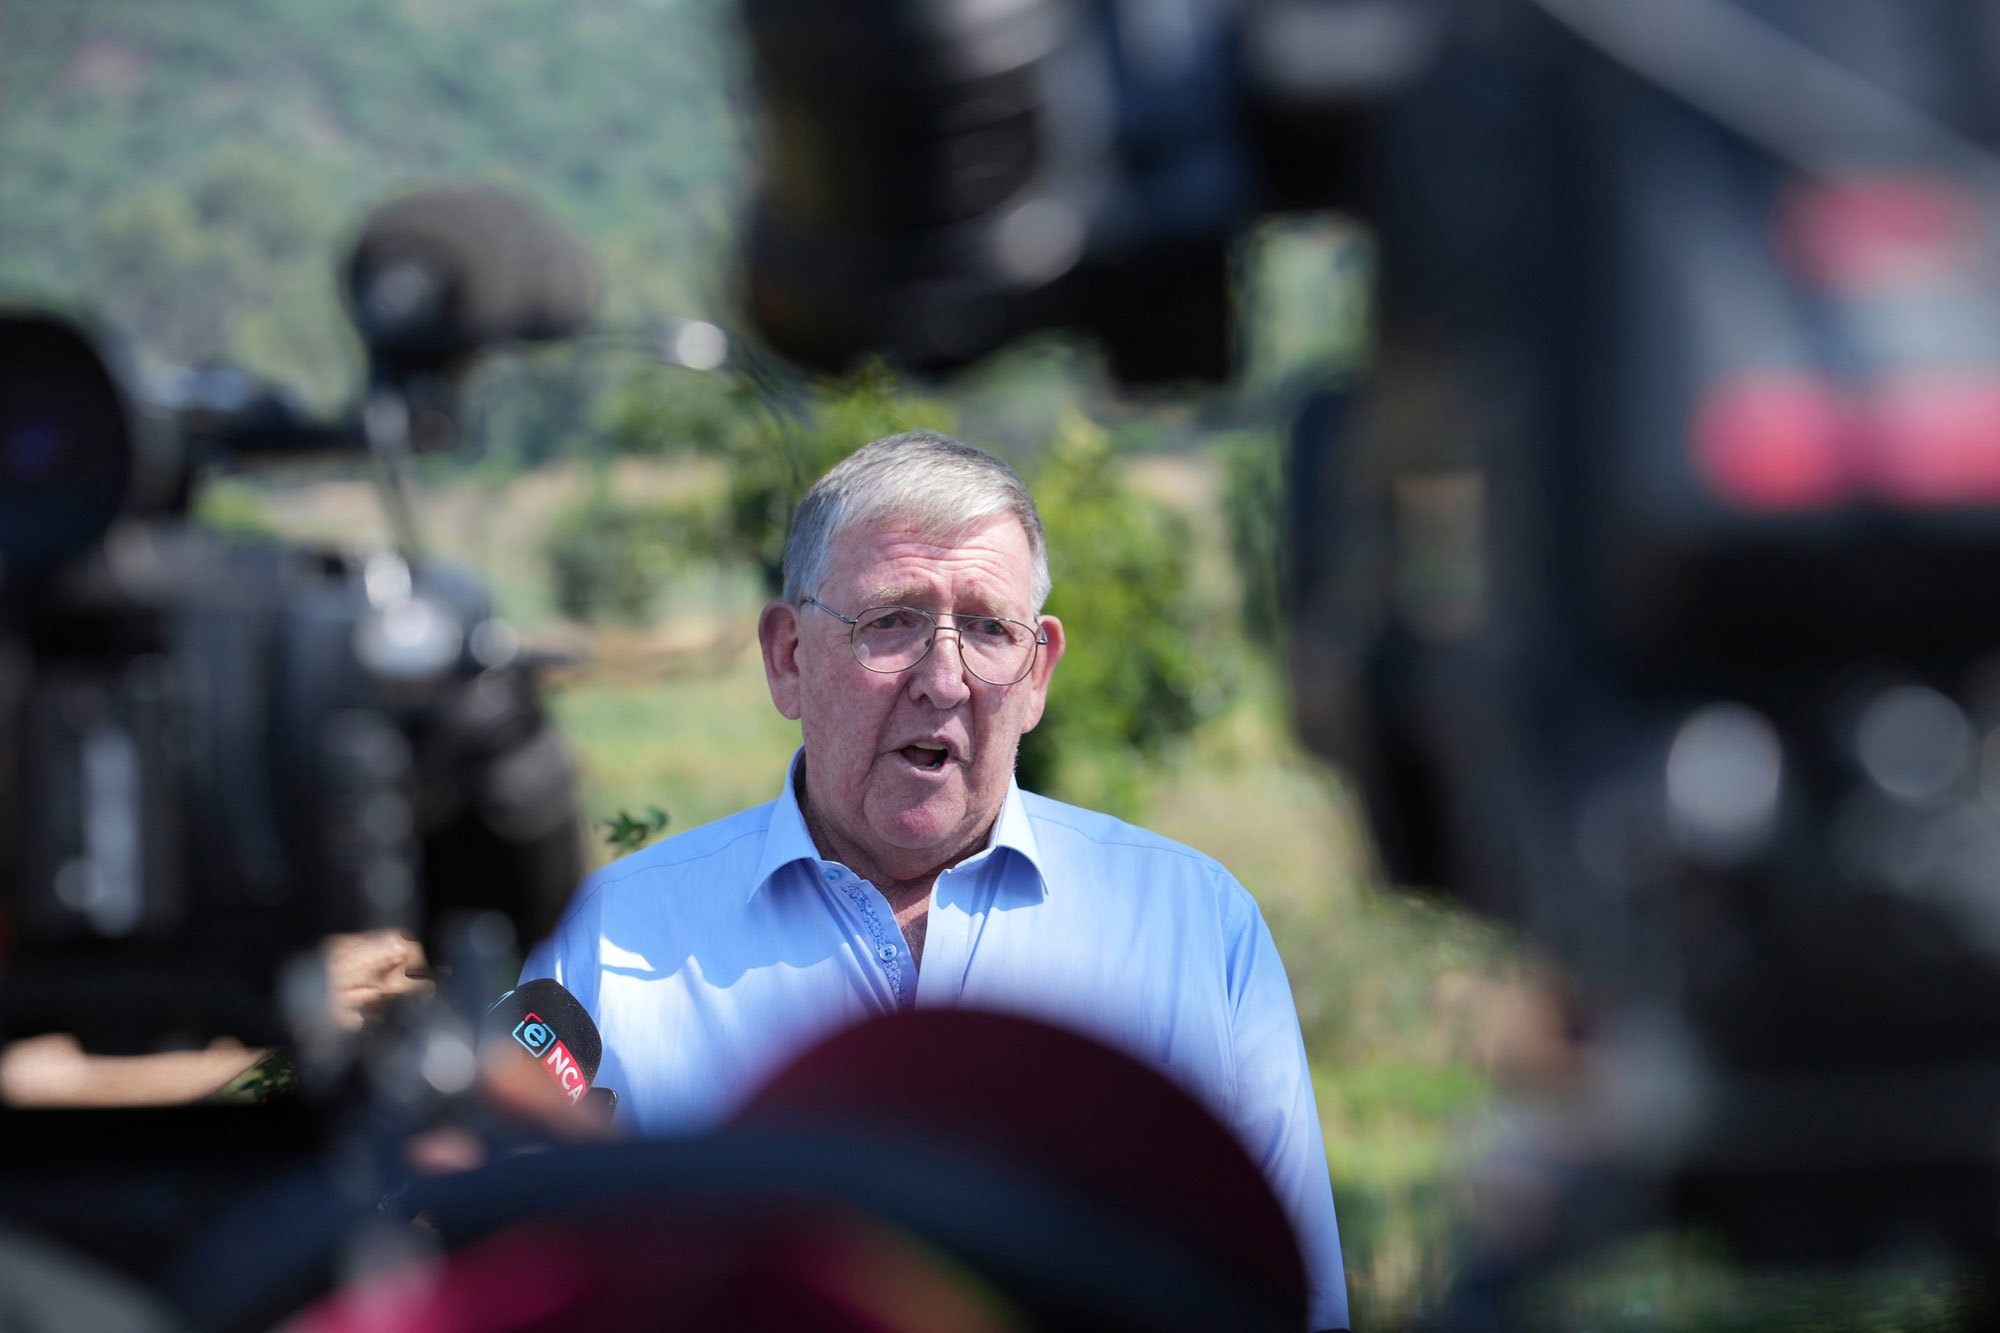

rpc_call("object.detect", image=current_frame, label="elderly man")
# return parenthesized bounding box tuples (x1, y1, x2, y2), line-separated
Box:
(524, 432, 1347, 1329)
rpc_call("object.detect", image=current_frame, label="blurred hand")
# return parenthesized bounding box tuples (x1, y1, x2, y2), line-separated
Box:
(400, 1042, 620, 1178)
(322, 930, 434, 1031)
(475, 1039, 621, 1141)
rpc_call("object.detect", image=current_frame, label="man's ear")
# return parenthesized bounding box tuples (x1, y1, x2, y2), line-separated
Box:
(759, 600, 804, 721)
(1019, 614, 1065, 733)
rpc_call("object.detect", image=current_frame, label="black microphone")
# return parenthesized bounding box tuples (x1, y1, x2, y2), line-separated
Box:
(483, 978, 603, 1107)
(344, 186, 596, 370)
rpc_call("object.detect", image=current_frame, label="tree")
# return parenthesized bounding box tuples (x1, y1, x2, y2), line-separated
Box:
(1016, 412, 1231, 813)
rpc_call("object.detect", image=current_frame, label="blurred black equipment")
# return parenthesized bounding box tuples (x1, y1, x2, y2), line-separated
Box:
(736, 0, 1418, 384)
(0, 186, 590, 1053)
(0, 186, 593, 1318)
(739, 0, 2000, 1316)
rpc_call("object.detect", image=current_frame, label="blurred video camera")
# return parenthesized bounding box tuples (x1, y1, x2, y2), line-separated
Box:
(740, 0, 2000, 1285)
(0, 186, 593, 1054)
(737, 0, 1395, 384)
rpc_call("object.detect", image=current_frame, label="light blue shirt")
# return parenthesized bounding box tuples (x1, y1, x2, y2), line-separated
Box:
(523, 753, 1348, 1330)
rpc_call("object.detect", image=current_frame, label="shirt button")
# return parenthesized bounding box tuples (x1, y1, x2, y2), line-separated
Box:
(823, 867, 840, 882)
(877, 943, 898, 962)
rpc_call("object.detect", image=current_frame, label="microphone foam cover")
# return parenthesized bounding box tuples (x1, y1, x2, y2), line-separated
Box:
(345, 186, 597, 365)
(485, 977, 603, 1089)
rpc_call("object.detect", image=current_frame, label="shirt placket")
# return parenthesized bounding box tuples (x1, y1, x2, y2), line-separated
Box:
(817, 863, 914, 1009)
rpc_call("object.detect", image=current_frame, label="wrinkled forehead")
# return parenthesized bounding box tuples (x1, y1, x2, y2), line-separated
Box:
(823, 513, 1038, 610)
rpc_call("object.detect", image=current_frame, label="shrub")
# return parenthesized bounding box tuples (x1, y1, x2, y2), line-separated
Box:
(542, 481, 684, 625)
(1015, 411, 1232, 813)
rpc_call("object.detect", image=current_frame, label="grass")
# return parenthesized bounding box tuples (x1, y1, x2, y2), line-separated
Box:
(546, 650, 801, 857)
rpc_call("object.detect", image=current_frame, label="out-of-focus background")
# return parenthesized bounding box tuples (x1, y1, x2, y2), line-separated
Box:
(0, 1, 1643, 1324)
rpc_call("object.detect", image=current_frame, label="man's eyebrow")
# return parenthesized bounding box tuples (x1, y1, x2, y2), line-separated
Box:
(861, 586, 1018, 616)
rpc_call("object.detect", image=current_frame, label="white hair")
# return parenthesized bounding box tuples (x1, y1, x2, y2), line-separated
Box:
(780, 431, 1052, 611)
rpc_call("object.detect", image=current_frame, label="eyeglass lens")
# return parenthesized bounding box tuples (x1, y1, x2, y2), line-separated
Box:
(851, 607, 1037, 683)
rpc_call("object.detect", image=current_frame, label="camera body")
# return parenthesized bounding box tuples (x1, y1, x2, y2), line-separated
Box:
(737, 0, 1404, 383)
(0, 187, 593, 1054)
(1288, 5, 2000, 1262)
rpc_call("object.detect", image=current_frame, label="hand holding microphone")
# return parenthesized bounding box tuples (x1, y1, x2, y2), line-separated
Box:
(397, 978, 615, 1182)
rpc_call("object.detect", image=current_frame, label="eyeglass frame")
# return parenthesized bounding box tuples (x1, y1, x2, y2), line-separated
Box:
(801, 596, 1049, 686)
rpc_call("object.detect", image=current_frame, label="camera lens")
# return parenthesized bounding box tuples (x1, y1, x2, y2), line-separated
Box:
(4, 419, 72, 483)
(0, 314, 134, 573)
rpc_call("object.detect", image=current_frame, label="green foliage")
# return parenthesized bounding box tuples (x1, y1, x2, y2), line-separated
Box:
(212, 1049, 297, 1103)
(0, 0, 745, 407)
(1221, 429, 1286, 647)
(1015, 412, 1232, 814)
(469, 345, 626, 469)
(606, 362, 957, 592)
(601, 805, 670, 857)
(542, 478, 686, 625)
(1518, 1231, 1973, 1333)
(82, 149, 358, 409)
(1323, 1060, 1488, 1124)
(605, 362, 743, 459)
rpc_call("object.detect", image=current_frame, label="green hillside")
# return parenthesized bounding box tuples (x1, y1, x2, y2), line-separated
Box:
(0, 0, 747, 406)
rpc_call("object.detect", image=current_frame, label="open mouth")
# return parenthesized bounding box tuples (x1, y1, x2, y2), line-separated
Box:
(901, 743, 950, 772)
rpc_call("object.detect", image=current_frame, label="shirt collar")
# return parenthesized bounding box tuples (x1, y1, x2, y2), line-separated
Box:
(746, 749, 820, 902)
(747, 748, 1049, 902)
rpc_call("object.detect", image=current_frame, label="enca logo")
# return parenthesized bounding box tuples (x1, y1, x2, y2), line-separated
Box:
(512, 1013, 557, 1059)
(510, 1010, 588, 1104)
(541, 1040, 588, 1104)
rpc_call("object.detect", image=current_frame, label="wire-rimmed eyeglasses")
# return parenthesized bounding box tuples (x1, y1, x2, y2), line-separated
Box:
(803, 597, 1047, 686)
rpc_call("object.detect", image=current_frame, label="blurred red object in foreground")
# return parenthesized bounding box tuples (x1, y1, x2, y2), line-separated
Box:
(288, 1010, 1305, 1333)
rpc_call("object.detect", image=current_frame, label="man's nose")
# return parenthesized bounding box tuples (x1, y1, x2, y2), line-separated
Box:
(909, 625, 974, 705)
